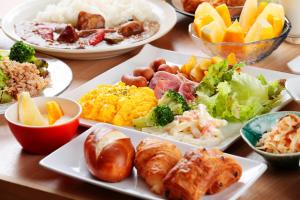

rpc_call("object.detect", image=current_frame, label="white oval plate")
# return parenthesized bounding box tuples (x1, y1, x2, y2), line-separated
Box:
(0, 52, 73, 114)
(1, 0, 177, 60)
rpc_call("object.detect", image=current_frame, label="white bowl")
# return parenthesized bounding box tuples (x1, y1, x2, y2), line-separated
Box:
(1, 0, 177, 60)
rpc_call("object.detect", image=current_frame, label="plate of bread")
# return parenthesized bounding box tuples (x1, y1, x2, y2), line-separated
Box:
(40, 123, 267, 200)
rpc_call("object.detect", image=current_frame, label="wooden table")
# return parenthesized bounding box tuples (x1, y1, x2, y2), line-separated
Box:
(1, 1, 300, 200)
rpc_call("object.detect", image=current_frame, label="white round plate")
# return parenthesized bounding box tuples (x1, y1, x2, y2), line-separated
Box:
(0, 52, 73, 114)
(1, 0, 177, 60)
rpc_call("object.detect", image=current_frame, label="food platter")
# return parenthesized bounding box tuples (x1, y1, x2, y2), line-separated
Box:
(1, 0, 177, 60)
(62, 44, 299, 150)
(40, 122, 267, 200)
(0, 52, 72, 114)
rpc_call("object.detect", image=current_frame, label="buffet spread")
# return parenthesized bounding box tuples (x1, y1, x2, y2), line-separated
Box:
(1, 0, 300, 200)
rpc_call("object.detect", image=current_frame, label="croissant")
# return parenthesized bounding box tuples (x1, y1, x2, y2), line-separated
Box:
(135, 138, 182, 195)
(163, 148, 242, 200)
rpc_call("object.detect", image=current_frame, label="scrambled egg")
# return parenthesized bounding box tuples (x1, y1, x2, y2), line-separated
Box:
(79, 82, 157, 126)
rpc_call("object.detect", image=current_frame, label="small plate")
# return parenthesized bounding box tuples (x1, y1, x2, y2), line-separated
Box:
(241, 111, 300, 168)
(2, 0, 177, 60)
(0, 52, 73, 114)
(62, 44, 298, 150)
(40, 123, 267, 200)
(285, 77, 300, 103)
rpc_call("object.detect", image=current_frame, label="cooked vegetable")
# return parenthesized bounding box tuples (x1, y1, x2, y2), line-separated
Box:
(133, 105, 174, 128)
(158, 90, 189, 115)
(0, 67, 12, 103)
(195, 61, 284, 122)
(9, 41, 48, 71)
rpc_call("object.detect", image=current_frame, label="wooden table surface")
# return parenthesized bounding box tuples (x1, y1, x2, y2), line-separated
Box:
(1, 1, 300, 200)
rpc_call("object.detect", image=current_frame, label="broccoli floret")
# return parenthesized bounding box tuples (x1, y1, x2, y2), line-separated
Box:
(9, 41, 48, 72)
(133, 105, 174, 128)
(158, 90, 189, 115)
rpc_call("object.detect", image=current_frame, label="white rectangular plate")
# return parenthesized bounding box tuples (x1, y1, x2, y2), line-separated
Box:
(62, 44, 299, 150)
(40, 123, 267, 200)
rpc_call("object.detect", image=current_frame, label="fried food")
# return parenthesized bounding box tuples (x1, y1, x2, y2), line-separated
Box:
(135, 138, 182, 195)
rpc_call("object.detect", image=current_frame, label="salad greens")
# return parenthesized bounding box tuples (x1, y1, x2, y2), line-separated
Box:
(194, 61, 284, 122)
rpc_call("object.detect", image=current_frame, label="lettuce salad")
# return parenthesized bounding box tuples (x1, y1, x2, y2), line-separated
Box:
(194, 61, 284, 122)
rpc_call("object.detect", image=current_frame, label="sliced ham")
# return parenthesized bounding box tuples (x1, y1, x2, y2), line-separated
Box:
(179, 82, 196, 101)
(149, 71, 181, 89)
(154, 80, 180, 99)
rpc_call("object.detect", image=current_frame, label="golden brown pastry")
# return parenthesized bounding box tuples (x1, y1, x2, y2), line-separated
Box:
(163, 148, 242, 200)
(135, 138, 182, 195)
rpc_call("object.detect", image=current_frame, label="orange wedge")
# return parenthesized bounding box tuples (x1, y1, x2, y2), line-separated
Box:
(47, 101, 64, 125)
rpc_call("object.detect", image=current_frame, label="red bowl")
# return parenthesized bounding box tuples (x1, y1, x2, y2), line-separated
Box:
(5, 97, 82, 155)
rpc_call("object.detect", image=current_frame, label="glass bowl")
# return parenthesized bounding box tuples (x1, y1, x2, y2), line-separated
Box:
(189, 18, 291, 64)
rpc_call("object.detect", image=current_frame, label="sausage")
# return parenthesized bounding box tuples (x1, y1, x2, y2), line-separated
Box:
(133, 67, 154, 81)
(157, 64, 179, 74)
(118, 21, 144, 37)
(149, 58, 167, 72)
(57, 25, 79, 43)
(77, 11, 105, 30)
(121, 75, 148, 87)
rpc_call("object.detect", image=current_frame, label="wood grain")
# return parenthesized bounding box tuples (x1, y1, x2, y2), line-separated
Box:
(0, 1, 300, 200)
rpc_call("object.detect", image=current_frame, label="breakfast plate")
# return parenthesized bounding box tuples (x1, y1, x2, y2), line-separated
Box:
(0, 52, 73, 114)
(40, 123, 267, 200)
(1, 0, 177, 60)
(62, 44, 298, 150)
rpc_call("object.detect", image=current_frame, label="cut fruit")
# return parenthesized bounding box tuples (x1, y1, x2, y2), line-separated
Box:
(267, 15, 283, 37)
(216, 4, 232, 27)
(47, 101, 64, 125)
(181, 56, 197, 75)
(199, 59, 212, 70)
(227, 53, 237, 65)
(257, 1, 268, 16)
(18, 92, 48, 126)
(223, 20, 245, 42)
(245, 18, 275, 42)
(200, 21, 225, 43)
(239, 0, 258, 33)
(256, 3, 284, 36)
(194, 15, 214, 37)
(195, 2, 226, 30)
(190, 65, 205, 82)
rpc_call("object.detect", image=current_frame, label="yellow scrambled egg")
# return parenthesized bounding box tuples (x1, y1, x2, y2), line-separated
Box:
(79, 82, 157, 126)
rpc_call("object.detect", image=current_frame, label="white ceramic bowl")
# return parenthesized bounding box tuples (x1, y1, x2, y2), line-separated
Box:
(2, 0, 177, 60)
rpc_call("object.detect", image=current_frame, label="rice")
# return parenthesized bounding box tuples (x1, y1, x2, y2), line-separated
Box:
(35, 0, 158, 28)
(0, 60, 49, 98)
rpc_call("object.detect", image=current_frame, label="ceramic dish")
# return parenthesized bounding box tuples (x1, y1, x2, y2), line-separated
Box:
(61, 44, 298, 150)
(1, 0, 177, 60)
(241, 111, 300, 168)
(0, 52, 73, 114)
(285, 78, 300, 104)
(40, 123, 267, 200)
(168, 0, 243, 18)
(5, 96, 81, 154)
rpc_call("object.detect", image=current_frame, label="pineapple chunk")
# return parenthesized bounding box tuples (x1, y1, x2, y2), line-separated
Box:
(18, 92, 48, 126)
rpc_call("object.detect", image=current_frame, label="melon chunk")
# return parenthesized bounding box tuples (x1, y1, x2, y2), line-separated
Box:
(267, 15, 283, 37)
(245, 18, 275, 42)
(195, 2, 226, 30)
(200, 21, 225, 43)
(239, 0, 258, 33)
(224, 20, 245, 42)
(194, 15, 214, 37)
(216, 4, 232, 27)
(257, 1, 268, 16)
